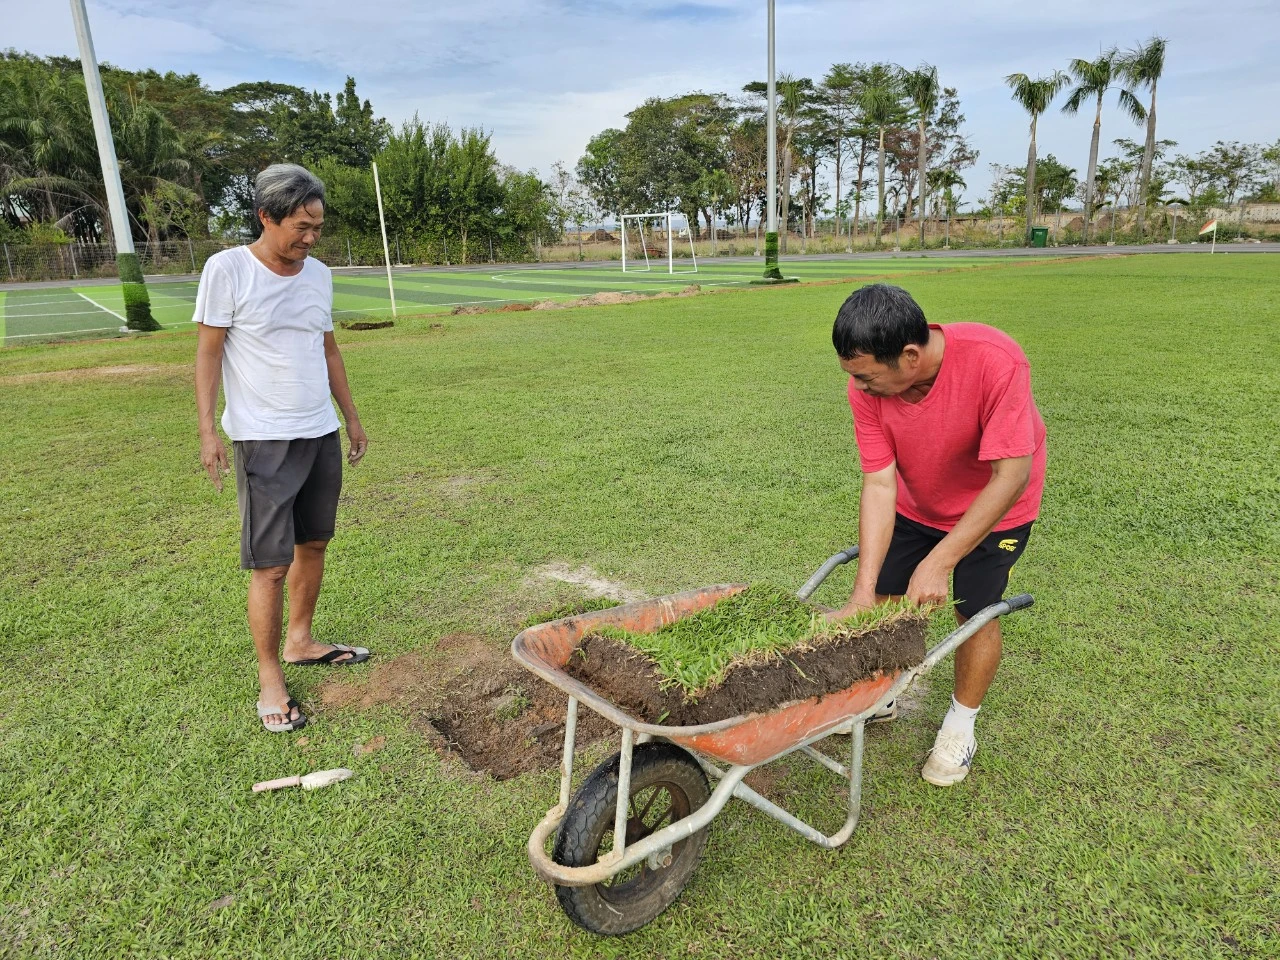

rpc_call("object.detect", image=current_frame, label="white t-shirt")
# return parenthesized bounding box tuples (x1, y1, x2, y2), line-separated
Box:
(193, 246, 341, 441)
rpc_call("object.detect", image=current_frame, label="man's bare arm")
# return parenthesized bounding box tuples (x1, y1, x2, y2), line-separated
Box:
(323, 331, 367, 464)
(905, 455, 1032, 607)
(832, 462, 897, 617)
(195, 324, 229, 491)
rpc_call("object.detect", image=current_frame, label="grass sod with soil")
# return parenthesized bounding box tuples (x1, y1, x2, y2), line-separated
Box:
(564, 586, 928, 724)
(0, 254, 1277, 958)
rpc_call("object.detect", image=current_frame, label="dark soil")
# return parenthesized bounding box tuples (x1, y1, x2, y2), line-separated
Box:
(340, 319, 395, 330)
(564, 617, 928, 726)
(318, 633, 611, 780)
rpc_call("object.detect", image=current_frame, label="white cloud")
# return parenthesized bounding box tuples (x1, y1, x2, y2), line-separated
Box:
(3, 0, 1276, 201)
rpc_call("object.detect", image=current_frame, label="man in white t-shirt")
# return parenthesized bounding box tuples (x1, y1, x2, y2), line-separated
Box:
(194, 163, 370, 733)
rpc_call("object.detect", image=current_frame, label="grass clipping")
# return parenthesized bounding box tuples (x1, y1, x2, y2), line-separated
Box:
(564, 584, 930, 725)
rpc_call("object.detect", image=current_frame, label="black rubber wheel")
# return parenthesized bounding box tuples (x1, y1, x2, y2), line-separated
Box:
(552, 742, 711, 935)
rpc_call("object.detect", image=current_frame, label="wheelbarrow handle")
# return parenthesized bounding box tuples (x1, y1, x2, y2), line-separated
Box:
(796, 545, 860, 601)
(1004, 592, 1035, 612)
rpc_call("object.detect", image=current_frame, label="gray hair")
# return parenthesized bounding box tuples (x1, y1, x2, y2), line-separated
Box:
(253, 163, 325, 227)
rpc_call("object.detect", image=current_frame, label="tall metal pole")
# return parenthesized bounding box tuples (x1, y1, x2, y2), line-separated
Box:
(69, 0, 131, 255)
(762, 0, 782, 280)
(70, 0, 159, 330)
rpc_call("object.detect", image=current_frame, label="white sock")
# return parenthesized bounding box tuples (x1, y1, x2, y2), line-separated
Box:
(939, 696, 980, 742)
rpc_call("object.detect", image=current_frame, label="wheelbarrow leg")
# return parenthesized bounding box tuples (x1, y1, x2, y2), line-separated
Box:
(696, 720, 867, 850)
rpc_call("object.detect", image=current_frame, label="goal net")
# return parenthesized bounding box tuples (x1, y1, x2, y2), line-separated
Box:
(620, 212, 698, 274)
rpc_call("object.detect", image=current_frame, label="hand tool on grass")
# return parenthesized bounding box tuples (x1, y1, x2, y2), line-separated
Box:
(252, 768, 354, 793)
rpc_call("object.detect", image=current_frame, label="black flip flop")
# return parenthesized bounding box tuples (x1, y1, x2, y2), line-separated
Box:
(286, 644, 371, 667)
(258, 697, 308, 732)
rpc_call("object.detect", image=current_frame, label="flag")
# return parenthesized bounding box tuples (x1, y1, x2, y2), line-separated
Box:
(1198, 219, 1218, 236)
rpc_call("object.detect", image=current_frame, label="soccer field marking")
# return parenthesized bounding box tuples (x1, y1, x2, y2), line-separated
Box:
(4, 308, 114, 319)
(74, 290, 127, 324)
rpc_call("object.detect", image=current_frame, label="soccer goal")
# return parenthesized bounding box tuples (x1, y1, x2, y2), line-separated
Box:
(620, 212, 698, 274)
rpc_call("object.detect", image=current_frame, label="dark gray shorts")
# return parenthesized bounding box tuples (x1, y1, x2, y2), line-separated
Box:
(233, 432, 342, 569)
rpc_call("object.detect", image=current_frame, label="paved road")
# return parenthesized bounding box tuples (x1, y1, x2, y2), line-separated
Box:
(3, 241, 1277, 292)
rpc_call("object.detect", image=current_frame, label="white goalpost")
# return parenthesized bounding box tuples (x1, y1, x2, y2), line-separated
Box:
(619, 212, 698, 274)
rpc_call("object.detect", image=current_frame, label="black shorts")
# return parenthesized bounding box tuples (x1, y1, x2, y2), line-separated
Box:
(875, 514, 1034, 618)
(233, 432, 342, 569)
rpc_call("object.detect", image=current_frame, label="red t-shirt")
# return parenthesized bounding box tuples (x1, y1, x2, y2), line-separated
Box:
(848, 322, 1046, 532)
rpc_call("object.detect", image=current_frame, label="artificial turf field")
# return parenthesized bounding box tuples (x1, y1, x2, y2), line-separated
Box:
(0, 256, 1034, 344)
(0, 254, 1276, 958)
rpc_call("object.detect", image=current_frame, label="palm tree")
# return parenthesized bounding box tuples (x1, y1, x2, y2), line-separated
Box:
(1062, 51, 1145, 243)
(775, 74, 811, 253)
(1118, 37, 1168, 237)
(901, 64, 939, 248)
(859, 64, 904, 245)
(1006, 71, 1068, 243)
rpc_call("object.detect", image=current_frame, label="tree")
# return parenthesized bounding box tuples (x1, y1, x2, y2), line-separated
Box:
(1259, 140, 1280, 202)
(859, 63, 906, 243)
(1006, 70, 1068, 242)
(817, 63, 862, 236)
(332, 77, 389, 167)
(1118, 37, 1168, 236)
(576, 128, 624, 217)
(1169, 151, 1217, 209)
(1204, 141, 1263, 206)
(1062, 50, 1145, 242)
(743, 75, 813, 251)
(901, 64, 940, 247)
(444, 128, 503, 262)
(928, 167, 966, 217)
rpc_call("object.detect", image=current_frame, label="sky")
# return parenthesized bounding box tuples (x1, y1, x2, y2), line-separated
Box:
(6, 0, 1277, 207)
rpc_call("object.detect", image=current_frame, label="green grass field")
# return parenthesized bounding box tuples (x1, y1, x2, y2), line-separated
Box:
(0, 255, 1034, 344)
(1, 255, 1277, 958)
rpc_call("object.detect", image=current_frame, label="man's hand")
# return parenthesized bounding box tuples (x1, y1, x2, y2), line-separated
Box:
(346, 420, 368, 465)
(905, 557, 950, 608)
(201, 433, 230, 492)
(829, 585, 879, 620)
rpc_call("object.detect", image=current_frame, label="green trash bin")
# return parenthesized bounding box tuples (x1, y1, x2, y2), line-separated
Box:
(1030, 227, 1049, 248)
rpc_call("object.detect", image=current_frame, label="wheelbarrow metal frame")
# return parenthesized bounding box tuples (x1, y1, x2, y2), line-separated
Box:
(513, 546, 1033, 888)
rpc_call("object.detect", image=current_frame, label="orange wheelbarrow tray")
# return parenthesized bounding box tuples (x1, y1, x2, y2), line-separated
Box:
(511, 546, 1033, 934)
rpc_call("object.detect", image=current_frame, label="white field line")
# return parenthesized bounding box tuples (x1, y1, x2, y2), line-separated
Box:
(75, 290, 127, 323)
(5, 320, 190, 340)
(5, 308, 111, 319)
(2, 296, 88, 308)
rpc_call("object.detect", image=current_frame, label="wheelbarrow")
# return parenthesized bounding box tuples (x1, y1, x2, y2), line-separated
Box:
(511, 546, 1034, 935)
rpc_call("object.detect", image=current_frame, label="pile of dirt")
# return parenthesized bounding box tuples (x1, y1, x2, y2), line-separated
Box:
(564, 617, 927, 726)
(497, 302, 533, 312)
(318, 632, 612, 779)
(340, 319, 395, 330)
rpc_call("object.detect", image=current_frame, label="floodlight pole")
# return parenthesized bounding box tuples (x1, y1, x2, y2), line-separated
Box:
(69, 0, 130, 255)
(70, 0, 159, 330)
(372, 161, 397, 317)
(762, 0, 782, 280)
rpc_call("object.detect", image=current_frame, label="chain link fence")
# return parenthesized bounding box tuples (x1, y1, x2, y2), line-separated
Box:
(4, 204, 1276, 283)
(2, 234, 543, 283)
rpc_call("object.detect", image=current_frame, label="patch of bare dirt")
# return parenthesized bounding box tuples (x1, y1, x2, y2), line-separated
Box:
(317, 633, 611, 779)
(0, 363, 175, 385)
(528, 562, 643, 602)
(339, 319, 394, 330)
(497, 302, 533, 312)
(565, 617, 928, 726)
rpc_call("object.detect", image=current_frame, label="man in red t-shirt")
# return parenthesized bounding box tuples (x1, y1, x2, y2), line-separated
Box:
(830, 283, 1046, 786)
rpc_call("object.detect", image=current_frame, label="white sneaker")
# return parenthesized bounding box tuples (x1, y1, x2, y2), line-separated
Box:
(921, 730, 977, 786)
(833, 700, 897, 735)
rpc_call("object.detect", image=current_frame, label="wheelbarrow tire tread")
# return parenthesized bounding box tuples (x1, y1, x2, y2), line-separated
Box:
(553, 742, 711, 935)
